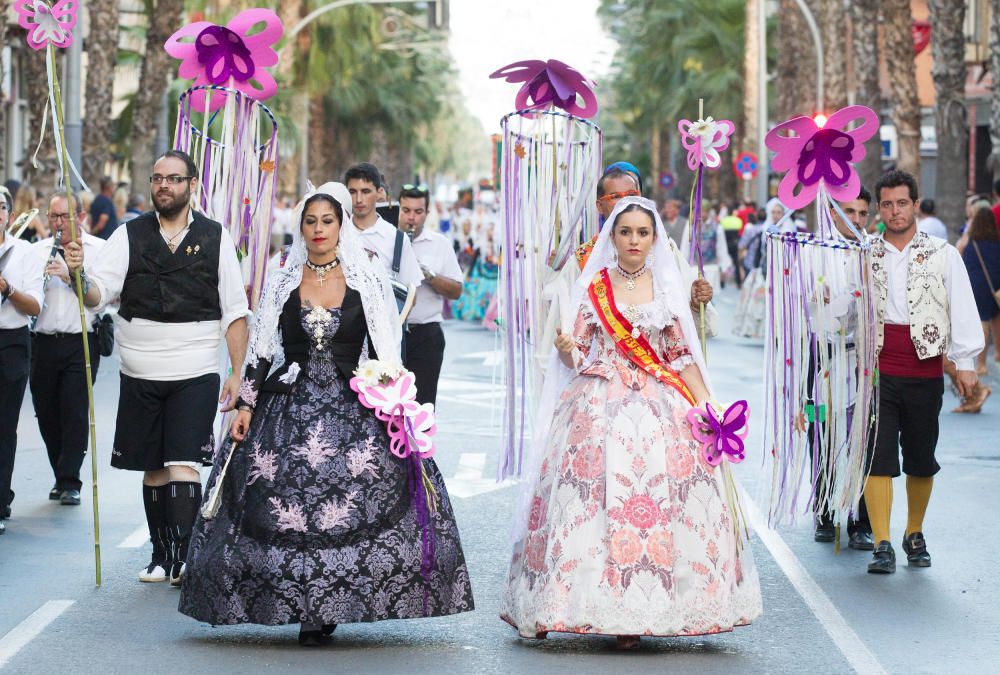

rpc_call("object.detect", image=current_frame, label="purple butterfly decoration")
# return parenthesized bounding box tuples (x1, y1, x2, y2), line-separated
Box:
(686, 400, 749, 467)
(489, 59, 598, 119)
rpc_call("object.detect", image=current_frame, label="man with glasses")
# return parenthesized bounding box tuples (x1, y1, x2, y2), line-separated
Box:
(397, 184, 463, 406)
(29, 192, 105, 508)
(864, 169, 983, 574)
(0, 185, 44, 535)
(64, 149, 250, 585)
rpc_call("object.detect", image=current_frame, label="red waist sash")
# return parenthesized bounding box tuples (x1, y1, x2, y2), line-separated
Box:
(587, 269, 696, 404)
(879, 324, 943, 378)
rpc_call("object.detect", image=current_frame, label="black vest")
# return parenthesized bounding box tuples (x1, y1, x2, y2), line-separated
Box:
(118, 211, 224, 323)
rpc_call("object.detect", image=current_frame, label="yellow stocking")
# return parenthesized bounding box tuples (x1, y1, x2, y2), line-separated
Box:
(864, 476, 893, 545)
(905, 476, 934, 537)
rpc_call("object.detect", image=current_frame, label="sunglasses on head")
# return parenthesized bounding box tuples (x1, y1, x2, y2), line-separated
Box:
(400, 183, 429, 194)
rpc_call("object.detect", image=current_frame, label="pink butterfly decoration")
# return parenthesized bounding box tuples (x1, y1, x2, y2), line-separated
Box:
(765, 105, 880, 209)
(686, 400, 749, 467)
(164, 8, 283, 113)
(489, 59, 598, 119)
(677, 117, 735, 171)
(350, 371, 437, 459)
(15, 0, 78, 51)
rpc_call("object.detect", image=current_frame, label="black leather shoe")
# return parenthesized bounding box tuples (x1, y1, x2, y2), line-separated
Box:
(814, 518, 835, 543)
(321, 624, 337, 636)
(867, 541, 896, 574)
(49, 486, 61, 500)
(848, 529, 874, 551)
(60, 490, 81, 506)
(902, 532, 932, 567)
(298, 629, 324, 647)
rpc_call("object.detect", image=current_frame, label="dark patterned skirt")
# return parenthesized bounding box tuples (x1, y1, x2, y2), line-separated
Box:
(178, 358, 474, 626)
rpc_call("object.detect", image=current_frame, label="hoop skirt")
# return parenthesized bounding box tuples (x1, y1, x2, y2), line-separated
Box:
(500, 293, 762, 637)
(179, 304, 474, 626)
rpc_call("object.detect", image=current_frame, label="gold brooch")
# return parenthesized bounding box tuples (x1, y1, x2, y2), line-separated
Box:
(186, 245, 193, 255)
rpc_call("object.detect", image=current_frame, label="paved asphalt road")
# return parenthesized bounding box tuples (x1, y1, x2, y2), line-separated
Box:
(1, 287, 998, 674)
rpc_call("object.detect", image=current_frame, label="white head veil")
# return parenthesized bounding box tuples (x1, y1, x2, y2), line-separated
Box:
(510, 195, 713, 542)
(246, 181, 402, 369)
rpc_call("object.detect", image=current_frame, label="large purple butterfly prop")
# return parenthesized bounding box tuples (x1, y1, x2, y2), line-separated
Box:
(686, 400, 749, 467)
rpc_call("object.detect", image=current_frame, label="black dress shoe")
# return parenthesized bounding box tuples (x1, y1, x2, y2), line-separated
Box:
(867, 540, 896, 574)
(60, 490, 81, 506)
(321, 624, 337, 636)
(814, 518, 835, 543)
(902, 532, 932, 567)
(298, 629, 324, 647)
(848, 529, 874, 551)
(49, 486, 61, 501)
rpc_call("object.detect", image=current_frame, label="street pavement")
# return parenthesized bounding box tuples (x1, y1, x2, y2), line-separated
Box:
(1, 286, 998, 674)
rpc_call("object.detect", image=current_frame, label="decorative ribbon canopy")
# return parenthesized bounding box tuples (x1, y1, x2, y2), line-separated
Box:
(490, 59, 602, 481)
(165, 8, 282, 113)
(489, 59, 598, 119)
(761, 105, 881, 527)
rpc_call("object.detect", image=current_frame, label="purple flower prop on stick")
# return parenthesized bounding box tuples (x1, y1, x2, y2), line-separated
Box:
(686, 400, 749, 467)
(489, 59, 598, 118)
(14, 0, 78, 50)
(165, 8, 282, 113)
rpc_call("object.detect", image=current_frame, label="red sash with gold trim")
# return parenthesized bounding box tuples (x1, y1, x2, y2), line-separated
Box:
(588, 269, 696, 405)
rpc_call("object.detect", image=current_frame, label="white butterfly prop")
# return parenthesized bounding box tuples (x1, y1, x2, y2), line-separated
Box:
(15, 0, 79, 51)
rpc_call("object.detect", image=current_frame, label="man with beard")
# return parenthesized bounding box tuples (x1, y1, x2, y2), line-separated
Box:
(64, 150, 249, 585)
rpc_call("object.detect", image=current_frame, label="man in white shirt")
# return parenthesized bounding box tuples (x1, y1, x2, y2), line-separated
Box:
(344, 163, 423, 291)
(397, 184, 463, 406)
(0, 185, 44, 535)
(916, 199, 949, 240)
(864, 170, 983, 575)
(30, 193, 106, 507)
(65, 150, 250, 585)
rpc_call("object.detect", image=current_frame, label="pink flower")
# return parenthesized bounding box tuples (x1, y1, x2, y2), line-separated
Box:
(620, 494, 659, 530)
(571, 445, 604, 481)
(668, 449, 695, 479)
(164, 9, 282, 112)
(646, 530, 676, 567)
(524, 534, 548, 572)
(567, 412, 593, 445)
(14, 0, 78, 51)
(527, 496, 546, 531)
(609, 529, 642, 565)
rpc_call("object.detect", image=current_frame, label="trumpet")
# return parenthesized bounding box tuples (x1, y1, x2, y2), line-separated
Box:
(42, 229, 64, 291)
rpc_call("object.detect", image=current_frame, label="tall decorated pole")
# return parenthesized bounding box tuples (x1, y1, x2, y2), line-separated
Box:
(762, 106, 881, 531)
(488, 59, 602, 480)
(14, 0, 101, 584)
(676, 102, 735, 357)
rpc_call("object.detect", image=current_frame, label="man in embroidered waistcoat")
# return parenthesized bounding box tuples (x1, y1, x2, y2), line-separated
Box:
(864, 170, 984, 574)
(65, 150, 250, 586)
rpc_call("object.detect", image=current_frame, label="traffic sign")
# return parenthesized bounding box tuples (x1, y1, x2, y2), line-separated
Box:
(659, 171, 675, 190)
(733, 152, 758, 180)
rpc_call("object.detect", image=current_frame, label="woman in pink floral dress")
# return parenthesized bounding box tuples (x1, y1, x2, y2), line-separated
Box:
(500, 197, 762, 647)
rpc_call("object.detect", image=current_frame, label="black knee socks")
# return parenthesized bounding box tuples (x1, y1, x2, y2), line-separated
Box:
(142, 484, 170, 566)
(165, 481, 202, 567)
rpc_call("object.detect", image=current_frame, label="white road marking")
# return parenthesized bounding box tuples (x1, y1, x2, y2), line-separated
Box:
(742, 495, 887, 675)
(0, 600, 75, 668)
(446, 452, 515, 499)
(117, 525, 149, 548)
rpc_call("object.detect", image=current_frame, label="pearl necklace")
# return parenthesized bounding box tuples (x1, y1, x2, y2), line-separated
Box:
(305, 258, 340, 286)
(616, 264, 648, 291)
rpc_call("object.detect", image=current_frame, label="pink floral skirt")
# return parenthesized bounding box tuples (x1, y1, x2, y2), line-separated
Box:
(500, 373, 762, 638)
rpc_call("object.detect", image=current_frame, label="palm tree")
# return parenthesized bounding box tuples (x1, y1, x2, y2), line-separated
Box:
(988, 0, 1000, 178)
(129, 0, 186, 191)
(742, 0, 760, 196)
(776, 0, 813, 120)
(883, 0, 920, 177)
(83, 0, 120, 186)
(928, 0, 967, 239)
(820, 0, 847, 111)
(850, 0, 883, 193)
(21, 37, 56, 185)
(0, 0, 8, 174)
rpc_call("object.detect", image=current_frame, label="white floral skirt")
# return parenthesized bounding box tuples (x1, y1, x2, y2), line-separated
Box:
(500, 374, 763, 637)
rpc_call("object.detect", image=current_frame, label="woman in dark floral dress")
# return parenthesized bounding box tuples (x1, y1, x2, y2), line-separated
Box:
(178, 183, 474, 645)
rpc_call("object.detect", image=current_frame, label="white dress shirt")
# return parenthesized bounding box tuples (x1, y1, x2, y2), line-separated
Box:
(32, 232, 105, 334)
(408, 228, 463, 325)
(882, 235, 984, 371)
(86, 211, 251, 380)
(0, 234, 44, 329)
(917, 216, 948, 240)
(354, 217, 423, 288)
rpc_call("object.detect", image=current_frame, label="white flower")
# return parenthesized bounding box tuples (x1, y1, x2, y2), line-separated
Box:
(691, 116, 717, 137)
(278, 362, 301, 385)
